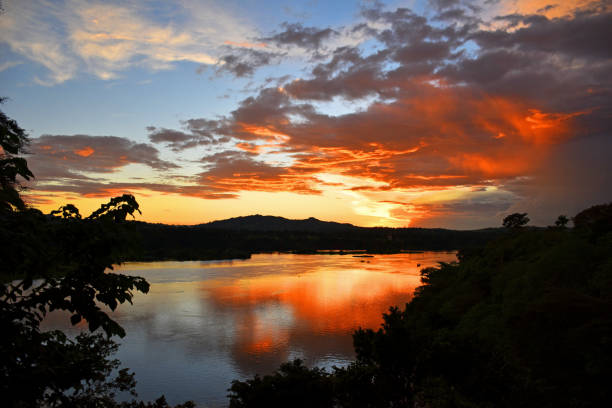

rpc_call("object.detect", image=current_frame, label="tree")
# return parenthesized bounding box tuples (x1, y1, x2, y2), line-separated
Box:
(0, 102, 192, 407)
(0, 97, 33, 211)
(554, 215, 569, 228)
(228, 360, 334, 408)
(572, 203, 612, 237)
(502, 212, 529, 228)
(0, 194, 153, 406)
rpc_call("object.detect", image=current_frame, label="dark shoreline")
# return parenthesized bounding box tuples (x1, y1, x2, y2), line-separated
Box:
(123, 248, 459, 263)
(125, 218, 505, 263)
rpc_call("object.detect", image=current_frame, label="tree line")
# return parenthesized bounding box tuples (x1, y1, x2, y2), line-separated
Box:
(228, 203, 612, 407)
(2, 99, 610, 407)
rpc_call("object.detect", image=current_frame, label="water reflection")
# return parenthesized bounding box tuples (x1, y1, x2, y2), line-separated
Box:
(42, 252, 456, 407)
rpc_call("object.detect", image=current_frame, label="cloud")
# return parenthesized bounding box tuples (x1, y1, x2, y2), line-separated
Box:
(503, 132, 612, 225)
(214, 48, 285, 77)
(260, 22, 338, 51)
(147, 118, 232, 151)
(144, 3, 610, 226)
(0, 0, 258, 84)
(23, 134, 251, 201)
(31, 134, 177, 173)
(197, 150, 321, 196)
(23, 1, 611, 227)
(476, 10, 612, 61)
(493, 0, 609, 19)
(145, 78, 586, 213)
(0, 60, 22, 72)
(26, 135, 179, 198)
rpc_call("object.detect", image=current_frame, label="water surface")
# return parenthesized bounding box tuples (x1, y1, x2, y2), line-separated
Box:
(43, 252, 456, 407)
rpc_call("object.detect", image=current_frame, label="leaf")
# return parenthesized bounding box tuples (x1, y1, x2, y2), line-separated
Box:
(70, 314, 82, 325)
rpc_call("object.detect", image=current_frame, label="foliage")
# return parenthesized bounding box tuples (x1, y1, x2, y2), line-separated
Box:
(555, 214, 569, 228)
(502, 212, 530, 228)
(228, 360, 334, 408)
(229, 203, 612, 407)
(573, 203, 612, 237)
(0, 104, 191, 407)
(0, 195, 151, 406)
(126, 221, 505, 262)
(0, 98, 33, 212)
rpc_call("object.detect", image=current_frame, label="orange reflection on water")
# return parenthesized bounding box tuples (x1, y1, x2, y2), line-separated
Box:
(41, 253, 458, 391)
(208, 254, 455, 357)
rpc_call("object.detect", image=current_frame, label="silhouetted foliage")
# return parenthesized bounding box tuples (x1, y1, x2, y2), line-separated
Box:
(0, 195, 154, 406)
(0, 98, 33, 212)
(229, 203, 612, 408)
(502, 212, 529, 228)
(573, 202, 612, 237)
(228, 360, 334, 408)
(555, 214, 570, 228)
(0, 106, 191, 407)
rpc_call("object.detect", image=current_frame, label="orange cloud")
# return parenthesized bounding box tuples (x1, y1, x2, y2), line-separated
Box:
(26, 79, 591, 229)
(497, 0, 604, 18)
(238, 123, 290, 142)
(74, 146, 94, 157)
(267, 87, 583, 187)
(164, 82, 588, 210)
(450, 153, 532, 177)
(22, 3, 609, 228)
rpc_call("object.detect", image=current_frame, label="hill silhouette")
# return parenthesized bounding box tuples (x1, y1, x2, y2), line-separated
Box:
(126, 216, 505, 261)
(199, 215, 358, 232)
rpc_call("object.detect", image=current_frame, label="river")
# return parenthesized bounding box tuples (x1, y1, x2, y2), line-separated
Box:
(42, 251, 457, 407)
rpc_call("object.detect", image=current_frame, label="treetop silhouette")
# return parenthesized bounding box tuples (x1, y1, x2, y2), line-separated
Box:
(502, 212, 529, 228)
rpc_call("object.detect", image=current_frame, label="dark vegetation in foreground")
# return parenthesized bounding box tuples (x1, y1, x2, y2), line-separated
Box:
(1, 100, 193, 407)
(228, 203, 612, 408)
(0, 195, 196, 407)
(125, 216, 505, 262)
(3, 101, 611, 407)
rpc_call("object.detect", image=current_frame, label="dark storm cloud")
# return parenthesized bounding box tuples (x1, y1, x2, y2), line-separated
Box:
(390, 195, 515, 229)
(503, 132, 612, 225)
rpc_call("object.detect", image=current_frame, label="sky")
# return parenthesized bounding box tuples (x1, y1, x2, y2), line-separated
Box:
(1, 0, 610, 228)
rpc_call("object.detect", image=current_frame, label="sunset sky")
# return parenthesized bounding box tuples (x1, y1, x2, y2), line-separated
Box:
(1, 0, 610, 228)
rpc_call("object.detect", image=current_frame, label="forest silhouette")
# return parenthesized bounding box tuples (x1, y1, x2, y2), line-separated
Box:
(2, 100, 611, 407)
(1, 100, 194, 407)
(227, 204, 612, 407)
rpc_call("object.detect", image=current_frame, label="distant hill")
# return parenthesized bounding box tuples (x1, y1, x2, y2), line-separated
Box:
(126, 215, 507, 262)
(198, 215, 358, 232)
